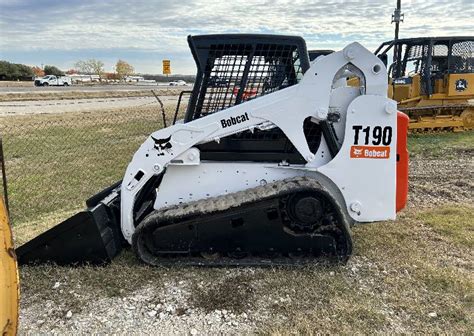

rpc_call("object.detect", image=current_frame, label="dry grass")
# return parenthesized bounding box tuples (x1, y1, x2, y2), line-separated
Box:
(4, 106, 472, 334)
(1, 104, 184, 227)
(0, 81, 34, 87)
(20, 251, 166, 316)
(261, 205, 473, 334)
(18, 205, 473, 334)
(408, 131, 474, 158)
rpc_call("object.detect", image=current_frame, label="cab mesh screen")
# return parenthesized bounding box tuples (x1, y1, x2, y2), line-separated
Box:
(188, 40, 305, 120)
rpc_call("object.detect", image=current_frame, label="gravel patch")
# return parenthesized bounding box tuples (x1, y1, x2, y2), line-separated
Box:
(19, 269, 267, 335)
(408, 149, 473, 208)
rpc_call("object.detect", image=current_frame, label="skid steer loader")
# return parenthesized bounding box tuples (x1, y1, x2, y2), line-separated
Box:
(16, 34, 409, 266)
(375, 36, 474, 131)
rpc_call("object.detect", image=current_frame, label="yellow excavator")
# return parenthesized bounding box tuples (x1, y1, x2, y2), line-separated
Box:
(375, 36, 474, 131)
(0, 196, 19, 336)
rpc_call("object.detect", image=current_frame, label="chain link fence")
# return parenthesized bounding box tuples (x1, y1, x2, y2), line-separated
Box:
(0, 93, 186, 236)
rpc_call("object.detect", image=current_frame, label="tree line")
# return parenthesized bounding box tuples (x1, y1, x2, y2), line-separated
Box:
(0, 59, 135, 81)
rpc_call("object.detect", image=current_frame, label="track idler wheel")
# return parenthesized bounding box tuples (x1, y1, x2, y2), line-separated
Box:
(286, 193, 324, 233)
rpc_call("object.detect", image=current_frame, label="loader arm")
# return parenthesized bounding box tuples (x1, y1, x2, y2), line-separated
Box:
(121, 42, 390, 243)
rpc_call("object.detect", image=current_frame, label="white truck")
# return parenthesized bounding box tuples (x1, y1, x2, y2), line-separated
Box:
(34, 75, 72, 87)
(169, 79, 187, 86)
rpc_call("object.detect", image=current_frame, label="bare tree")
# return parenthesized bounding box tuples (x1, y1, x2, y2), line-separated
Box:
(89, 59, 105, 79)
(74, 60, 92, 74)
(74, 59, 105, 79)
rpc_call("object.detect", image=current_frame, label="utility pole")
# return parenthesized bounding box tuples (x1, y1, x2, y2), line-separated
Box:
(392, 0, 404, 41)
(391, 0, 404, 75)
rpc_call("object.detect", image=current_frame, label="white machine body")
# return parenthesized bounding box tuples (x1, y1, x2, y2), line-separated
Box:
(119, 43, 398, 244)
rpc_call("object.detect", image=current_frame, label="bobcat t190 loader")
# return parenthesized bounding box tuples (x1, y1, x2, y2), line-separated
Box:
(16, 34, 409, 266)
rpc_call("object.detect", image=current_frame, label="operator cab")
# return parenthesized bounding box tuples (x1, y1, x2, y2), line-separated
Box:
(375, 36, 474, 101)
(174, 34, 325, 164)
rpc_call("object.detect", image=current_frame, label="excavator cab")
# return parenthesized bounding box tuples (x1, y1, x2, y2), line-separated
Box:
(375, 36, 474, 131)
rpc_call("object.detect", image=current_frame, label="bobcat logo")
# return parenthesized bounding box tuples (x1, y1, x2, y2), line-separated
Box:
(151, 135, 172, 156)
(455, 79, 467, 92)
(352, 148, 363, 156)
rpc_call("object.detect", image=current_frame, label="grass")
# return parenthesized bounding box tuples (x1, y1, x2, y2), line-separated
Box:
(19, 205, 473, 334)
(3, 111, 470, 228)
(408, 130, 474, 157)
(261, 205, 473, 334)
(416, 206, 473, 248)
(2, 105, 473, 333)
(1, 106, 183, 227)
(20, 252, 166, 316)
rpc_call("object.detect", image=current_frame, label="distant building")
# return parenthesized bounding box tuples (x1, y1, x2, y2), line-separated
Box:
(68, 74, 92, 83)
(124, 75, 145, 82)
(68, 74, 101, 83)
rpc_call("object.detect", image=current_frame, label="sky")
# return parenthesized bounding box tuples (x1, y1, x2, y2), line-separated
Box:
(0, 0, 473, 74)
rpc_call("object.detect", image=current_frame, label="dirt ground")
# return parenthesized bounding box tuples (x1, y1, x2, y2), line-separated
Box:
(12, 131, 473, 335)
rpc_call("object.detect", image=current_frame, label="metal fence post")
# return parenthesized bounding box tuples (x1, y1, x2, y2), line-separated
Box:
(0, 136, 10, 214)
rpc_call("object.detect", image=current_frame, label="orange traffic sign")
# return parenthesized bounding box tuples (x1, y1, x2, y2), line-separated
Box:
(163, 60, 171, 75)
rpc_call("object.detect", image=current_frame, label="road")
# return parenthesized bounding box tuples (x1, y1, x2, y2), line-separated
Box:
(0, 95, 179, 116)
(0, 84, 190, 93)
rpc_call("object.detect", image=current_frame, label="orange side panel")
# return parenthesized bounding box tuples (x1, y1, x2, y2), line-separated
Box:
(396, 112, 409, 212)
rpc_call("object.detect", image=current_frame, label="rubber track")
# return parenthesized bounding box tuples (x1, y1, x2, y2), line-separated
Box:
(132, 176, 352, 267)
